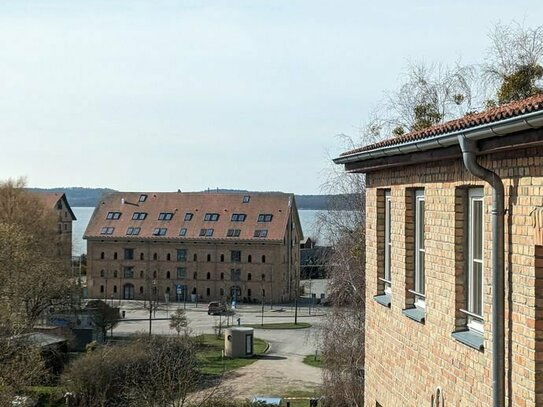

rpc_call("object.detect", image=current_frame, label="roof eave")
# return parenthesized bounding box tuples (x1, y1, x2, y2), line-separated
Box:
(333, 109, 543, 165)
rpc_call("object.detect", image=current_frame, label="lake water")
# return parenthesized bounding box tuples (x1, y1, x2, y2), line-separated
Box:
(71, 207, 327, 256)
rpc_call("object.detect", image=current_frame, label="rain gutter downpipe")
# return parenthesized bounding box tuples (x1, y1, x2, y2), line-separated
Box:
(458, 135, 505, 407)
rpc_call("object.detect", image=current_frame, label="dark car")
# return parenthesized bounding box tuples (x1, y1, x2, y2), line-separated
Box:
(207, 302, 227, 315)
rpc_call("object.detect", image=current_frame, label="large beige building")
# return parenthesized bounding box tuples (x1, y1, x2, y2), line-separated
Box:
(335, 95, 543, 406)
(85, 192, 302, 304)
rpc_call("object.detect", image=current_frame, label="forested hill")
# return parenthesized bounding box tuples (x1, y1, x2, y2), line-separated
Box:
(28, 187, 358, 210)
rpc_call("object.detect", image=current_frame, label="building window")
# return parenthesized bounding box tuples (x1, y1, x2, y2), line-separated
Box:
(153, 253, 158, 261)
(153, 270, 157, 278)
(124, 248, 134, 260)
(177, 267, 186, 279)
(248, 288, 252, 297)
(220, 288, 224, 296)
(227, 229, 241, 237)
(100, 285, 104, 293)
(231, 269, 241, 281)
(140, 286, 144, 294)
(413, 190, 425, 308)
(220, 254, 224, 262)
(139, 194, 147, 202)
(262, 255, 266, 263)
(140, 253, 144, 260)
(100, 227, 115, 235)
(153, 228, 167, 236)
(231, 213, 247, 222)
(220, 272, 224, 280)
(206, 272, 211, 280)
(193, 272, 197, 280)
(126, 227, 141, 236)
(243, 195, 250, 203)
(199, 228, 214, 237)
(231, 250, 241, 262)
(140, 270, 144, 278)
(113, 252, 118, 260)
(382, 190, 392, 294)
(462, 188, 484, 333)
(248, 273, 252, 281)
(158, 212, 174, 221)
(177, 249, 187, 262)
(254, 229, 268, 238)
(100, 252, 105, 259)
(257, 214, 273, 222)
(261, 273, 266, 281)
(193, 254, 198, 261)
(166, 271, 171, 279)
(132, 212, 147, 220)
(100, 269, 105, 277)
(262, 288, 266, 297)
(206, 288, 210, 296)
(184, 213, 193, 221)
(113, 285, 117, 293)
(123, 266, 134, 279)
(166, 286, 170, 294)
(106, 211, 122, 220)
(204, 213, 220, 221)
(179, 228, 187, 236)
(248, 255, 252, 263)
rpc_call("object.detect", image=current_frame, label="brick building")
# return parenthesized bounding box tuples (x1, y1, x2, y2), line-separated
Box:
(84, 192, 302, 304)
(334, 95, 543, 406)
(35, 192, 76, 263)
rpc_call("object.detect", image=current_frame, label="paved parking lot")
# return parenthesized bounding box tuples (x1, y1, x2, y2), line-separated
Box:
(111, 301, 325, 398)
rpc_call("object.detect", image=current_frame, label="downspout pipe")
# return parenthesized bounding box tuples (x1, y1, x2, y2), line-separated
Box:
(458, 135, 505, 407)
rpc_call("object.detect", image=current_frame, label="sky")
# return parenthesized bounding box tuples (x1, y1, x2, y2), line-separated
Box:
(0, 1, 541, 194)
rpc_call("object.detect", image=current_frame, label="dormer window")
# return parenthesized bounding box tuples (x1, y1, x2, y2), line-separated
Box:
(227, 229, 241, 237)
(106, 212, 122, 220)
(179, 228, 187, 236)
(126, 227, 141, 236)
(153, 228, 167, 236)
(100, 227, 115, 235)
(139, 194, 147, 202)
(204, 213, 220, 221)
(184, 213, 193, 221)
(158, 212, 174, 221)
(257, 214, 273, 222)
(243, 195, 250, 203)
(132, 212, 147, 220)
(199, 228, 214, 237)
(254, 229, 268, 238)
(231, 213, 247, 222)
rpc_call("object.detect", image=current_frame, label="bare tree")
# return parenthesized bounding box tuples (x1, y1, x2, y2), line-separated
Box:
(170, 308, 190, 336)
(484, 22, 543, 104)
(86, 300, 120, 342)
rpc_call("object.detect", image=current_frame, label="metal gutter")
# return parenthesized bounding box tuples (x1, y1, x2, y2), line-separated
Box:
(333, 109, 543, 165)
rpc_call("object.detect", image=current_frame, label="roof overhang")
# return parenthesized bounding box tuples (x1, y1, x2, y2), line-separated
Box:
(333, 109, 543, 173)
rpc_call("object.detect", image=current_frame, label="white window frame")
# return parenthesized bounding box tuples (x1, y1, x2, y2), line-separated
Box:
(383, 190, 392, 294)
(414, 189, 426, 308)
(466, 188, 484, 333)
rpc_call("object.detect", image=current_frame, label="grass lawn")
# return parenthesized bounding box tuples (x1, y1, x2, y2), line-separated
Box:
(302, 354, 324, 369)
(242, 322, 312, 330)
(195, 334, 268, 375)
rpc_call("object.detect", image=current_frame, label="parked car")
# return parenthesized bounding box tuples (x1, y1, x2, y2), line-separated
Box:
(207, 302, 227, 315)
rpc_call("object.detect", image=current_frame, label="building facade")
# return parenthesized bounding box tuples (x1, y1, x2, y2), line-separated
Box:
(85, 192, 302, 304)
(335, 95, 543, 406)
(35, 192, 76, 264)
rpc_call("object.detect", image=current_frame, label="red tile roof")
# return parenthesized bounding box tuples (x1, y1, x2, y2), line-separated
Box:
(84, 192, 300, 242)
(35, 192, 63, 209)
(340, 94, 543, 157)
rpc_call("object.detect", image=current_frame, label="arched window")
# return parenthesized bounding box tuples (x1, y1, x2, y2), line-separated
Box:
(206, 288, 210, 296)
(114, 252, 118, 260)
(220, 272, 224, 280)
(100, 252, 105, 259)
(262, 255, 266, 263)
(193, 253, 198, 261)
(153, 253, 158, 261)
(166, 271, 171, 279)
(262, 288, 265, 297)
(113, 285, 117, 293)
(100, 285, 104, 293)
(248, 273, 252, 281)
(139, 286, 144, 294)
(113, 270, 118, 278)
(248, 288, 252, 297)
(207, 254, 211, 262)
(192, 287, 197, 294)
(248, 255, 252, 263)
(140, 270, 144, 278)
(153, 270, 157, 278)
(206, 272, 211, 280)
(140, 253, 144, 260)
(100, 270, 105, 277)
(261, 274, 266, 281)
(220, 288, 224, 296)
(167, 253, 171, 261)
(166, 287, 170, 293)
(193, 272, 197, 280)
(220, 254, 224, 262)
